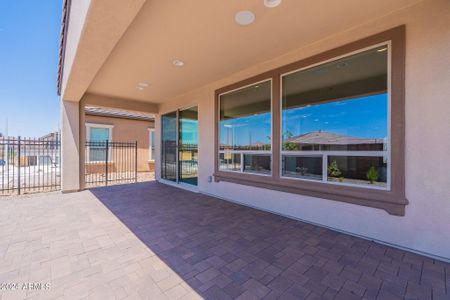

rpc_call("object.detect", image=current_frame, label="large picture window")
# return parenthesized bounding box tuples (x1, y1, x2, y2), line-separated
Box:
(281, 45, 389, 189)
(219, 80, 272, 175)
(214, 26, 406, 215)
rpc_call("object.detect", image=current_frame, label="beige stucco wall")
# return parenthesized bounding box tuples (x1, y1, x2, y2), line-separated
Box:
(61, 100, 80, 192)
(156, 0, 450, 260)
(60, 0, 91, 99)
(85, 114, 154, 172)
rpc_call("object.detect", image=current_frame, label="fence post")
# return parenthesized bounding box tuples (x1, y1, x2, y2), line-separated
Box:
(135, 141, 138, 183)
(105, 140, 109, 186)
(17, 136, 21, 195)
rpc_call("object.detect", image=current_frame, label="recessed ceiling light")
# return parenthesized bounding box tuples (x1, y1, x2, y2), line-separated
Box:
(264, 0, 282, 8)
(173, 59, 185, 67)
(137, 81, 149, 88)
(137, 81, 149, 91)
(235, 11, 255, 25)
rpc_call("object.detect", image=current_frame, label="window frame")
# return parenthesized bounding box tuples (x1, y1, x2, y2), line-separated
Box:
(279, 42, 391, 191)
(148, 128, 155, 162)
(214, 26, 406, 216)
(85, 123, 113, 163)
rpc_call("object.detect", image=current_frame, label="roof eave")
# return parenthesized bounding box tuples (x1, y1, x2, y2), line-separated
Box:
(57, 0, 71, 96)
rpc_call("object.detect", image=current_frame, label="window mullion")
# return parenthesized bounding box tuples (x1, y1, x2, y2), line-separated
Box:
(272, 74, 281, 180)
(322, 154, 328, 183)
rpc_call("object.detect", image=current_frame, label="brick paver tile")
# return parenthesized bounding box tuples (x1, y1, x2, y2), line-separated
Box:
(405, 282, 432, 300)
(343, 280, 366, 297)
(227, 259, 248, 272)
(230, 271, 251, 285)
(321, 273, 346, 291)
(235, 290, 260, 300)
(285, 283, 311, 299)
(223, 282, 245, 298)
(267, 275, 294, 293)
(335, 289, 361, 300)
(242, 278, 271, 298)
(203, 285, 232, 300)
(303, 279, 328, 296)
(1, 182, 449, 299)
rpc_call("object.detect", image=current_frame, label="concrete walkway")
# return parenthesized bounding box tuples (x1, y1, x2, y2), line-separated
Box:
(0, 184, 200, 299)
(0, 182, 448, 299)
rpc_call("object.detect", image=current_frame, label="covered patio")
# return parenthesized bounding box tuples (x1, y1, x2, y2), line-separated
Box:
(58, 0, 450, 264)
(1, 182, 448, 299)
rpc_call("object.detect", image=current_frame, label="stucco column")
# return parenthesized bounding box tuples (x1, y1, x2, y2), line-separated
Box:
(60, 100, 80, 192)
(79, 99, 86, 190)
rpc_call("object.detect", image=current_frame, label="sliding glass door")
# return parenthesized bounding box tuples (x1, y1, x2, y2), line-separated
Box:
(161, 106, 198, 186)
(179, 107, 198, 185)
(161, 112, 177, 182)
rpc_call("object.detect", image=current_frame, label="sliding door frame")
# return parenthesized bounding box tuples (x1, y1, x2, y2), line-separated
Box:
(160, 105, 198, 189)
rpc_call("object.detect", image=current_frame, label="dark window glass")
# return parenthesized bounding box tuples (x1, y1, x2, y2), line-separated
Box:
(282, 156, 322, 181)
(244, 154, 271, 174)
(327, 156, 387, 188)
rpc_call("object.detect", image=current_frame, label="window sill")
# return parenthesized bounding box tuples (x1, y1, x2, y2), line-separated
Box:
(213, 171, 407, 216)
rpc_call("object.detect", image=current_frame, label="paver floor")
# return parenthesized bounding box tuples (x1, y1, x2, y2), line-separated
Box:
(0, 181, 449, 299)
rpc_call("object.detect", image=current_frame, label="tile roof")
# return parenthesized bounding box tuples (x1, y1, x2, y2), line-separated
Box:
(286, 131, 384, 145)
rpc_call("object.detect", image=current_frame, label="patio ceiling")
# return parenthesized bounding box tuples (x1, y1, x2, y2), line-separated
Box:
(67, 0, 421, 104)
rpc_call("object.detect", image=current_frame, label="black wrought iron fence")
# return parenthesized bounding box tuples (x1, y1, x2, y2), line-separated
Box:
(0, 134, 61, 195)
(161, 143, 198, 183)
(179, 144, 198, 175)
(85, 140, 137, 187)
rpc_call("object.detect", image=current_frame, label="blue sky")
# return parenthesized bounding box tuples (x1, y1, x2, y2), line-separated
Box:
(220, 94, 388, 146)
(162, 117, 198, 145)
(180, 119, 198, 145)
(0, 0, 61, 137)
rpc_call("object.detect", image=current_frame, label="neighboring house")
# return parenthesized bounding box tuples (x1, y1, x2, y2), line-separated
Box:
(57, 0, 450, 261)
(0, 132, 59, 167)
(283, 131, 386, 151)
(281, 131, 388, 185)
(84, 106, 155, 173)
